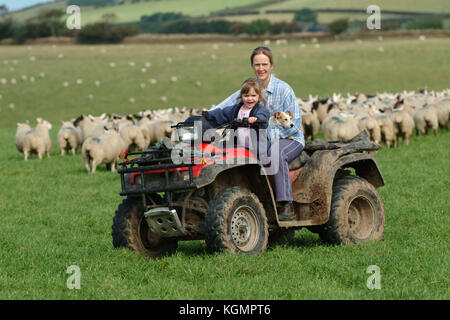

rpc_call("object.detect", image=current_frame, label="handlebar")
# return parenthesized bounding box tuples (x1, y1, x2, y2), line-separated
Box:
(173, 118, 267, 129)
(218, 118, 267, 129)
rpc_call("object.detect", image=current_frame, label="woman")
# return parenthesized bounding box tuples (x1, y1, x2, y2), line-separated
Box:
(214, 46, 305, 221)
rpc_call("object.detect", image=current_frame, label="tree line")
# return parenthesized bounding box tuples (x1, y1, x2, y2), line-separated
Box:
(0, 8, 446, 44)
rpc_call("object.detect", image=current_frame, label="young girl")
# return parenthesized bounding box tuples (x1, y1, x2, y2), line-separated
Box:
(203, 78, 270, 152)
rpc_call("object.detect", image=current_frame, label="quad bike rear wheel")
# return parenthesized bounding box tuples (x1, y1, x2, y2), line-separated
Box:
(319, 176, 385, 244)
(112, 196, 178, 258)
(205, 187, 268, 255)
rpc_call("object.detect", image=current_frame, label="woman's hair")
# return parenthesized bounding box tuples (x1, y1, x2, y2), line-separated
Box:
(250, 46, 274, 66)
(239, 77, 267, 107)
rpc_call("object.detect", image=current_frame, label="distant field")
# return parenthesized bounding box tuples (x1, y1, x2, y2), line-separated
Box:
(261, 0, 450, 14)
(78, 0, 269, 25)
(1, 37, 450, 128)
(216, 12, 404, 24)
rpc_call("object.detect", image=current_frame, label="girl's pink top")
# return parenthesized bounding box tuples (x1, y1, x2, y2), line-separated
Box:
(237, 106, 253, 150)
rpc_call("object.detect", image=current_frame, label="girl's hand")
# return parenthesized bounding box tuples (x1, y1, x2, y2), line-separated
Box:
(248, 117, 258, 124)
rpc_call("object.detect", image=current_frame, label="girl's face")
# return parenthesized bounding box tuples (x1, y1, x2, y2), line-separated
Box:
(242, 87, 259, 109)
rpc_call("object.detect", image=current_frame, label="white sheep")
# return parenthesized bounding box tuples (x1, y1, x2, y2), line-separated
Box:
(389, 108, 415, 146)
(375, 114, 396, 149)
(74, 114, 108, 141)
(138, 117, 174, 146)
(413, 106, 439, 136)
(57, 120, 82, 156)
(116, 116, 148, 152)
(357, 115, 381, 144)
(301, 108, 320, 141)
(311, 98, 332, 123)
(22, 118, 52, 160)
(81, 128, 126, 174)
(428, 100, 449, 129)
(322, 112, 359, 141)
(15, 120, 31, 153)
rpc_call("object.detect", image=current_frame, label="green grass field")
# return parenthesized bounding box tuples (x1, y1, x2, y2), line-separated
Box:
(0, 126, 448, 299)
(0, 37, 449, 299)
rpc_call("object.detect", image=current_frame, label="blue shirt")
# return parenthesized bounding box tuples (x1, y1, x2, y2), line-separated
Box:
(212, 75, 305, 147)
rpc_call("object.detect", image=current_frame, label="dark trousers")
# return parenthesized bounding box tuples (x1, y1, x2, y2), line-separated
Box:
(266, 139, 303, 202)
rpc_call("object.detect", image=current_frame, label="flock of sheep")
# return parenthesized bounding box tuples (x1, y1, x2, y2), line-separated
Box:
(15, 88, 449, 173)
(299, 88, 450, 148)
(14, 108, 195, 173)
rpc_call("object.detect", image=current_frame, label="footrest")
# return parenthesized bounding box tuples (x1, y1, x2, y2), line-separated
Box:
(144, 207, 186, 238)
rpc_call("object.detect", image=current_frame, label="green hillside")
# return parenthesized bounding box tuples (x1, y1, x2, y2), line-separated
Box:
(79, 0, 272, 24)
(3, 0, 450, 26)
(3, 0, 69, 22)
(261, 0, 450, 14)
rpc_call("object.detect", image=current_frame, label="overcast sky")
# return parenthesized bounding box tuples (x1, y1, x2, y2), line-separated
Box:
(0, 0, 53, 12)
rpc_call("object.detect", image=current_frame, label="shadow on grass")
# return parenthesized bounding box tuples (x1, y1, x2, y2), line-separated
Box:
(267, 229, 324, 252)
(174, 230, 326, 258)
(176, 240, 208, 258)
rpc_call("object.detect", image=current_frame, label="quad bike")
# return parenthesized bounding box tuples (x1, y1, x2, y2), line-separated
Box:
(112, 117, 385, 258)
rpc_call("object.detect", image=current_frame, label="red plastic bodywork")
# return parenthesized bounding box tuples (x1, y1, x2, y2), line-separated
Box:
(130, 143, 259, 183)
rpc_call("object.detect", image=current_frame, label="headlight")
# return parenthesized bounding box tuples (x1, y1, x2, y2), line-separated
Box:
(177, 127, 199, 143)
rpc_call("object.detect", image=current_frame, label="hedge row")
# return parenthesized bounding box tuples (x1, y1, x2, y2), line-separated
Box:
(0, 11, 445, 44)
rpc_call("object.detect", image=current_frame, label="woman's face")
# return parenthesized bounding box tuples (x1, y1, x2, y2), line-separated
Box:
(252, 53, 273, 84)
(242, 87, 259, 109)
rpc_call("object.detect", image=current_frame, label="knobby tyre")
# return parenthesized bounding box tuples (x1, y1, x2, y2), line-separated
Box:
(112, 196, 178, 258)
(205, 187, 268, 255)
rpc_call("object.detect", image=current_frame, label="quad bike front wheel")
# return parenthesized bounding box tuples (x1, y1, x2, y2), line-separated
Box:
(319, 176, 385, 244)
(112, 196, 178, 258)
(205, 187, 268, 255)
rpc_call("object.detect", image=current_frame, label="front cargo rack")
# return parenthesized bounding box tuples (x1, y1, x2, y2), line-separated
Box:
(117, 148, 197, 207)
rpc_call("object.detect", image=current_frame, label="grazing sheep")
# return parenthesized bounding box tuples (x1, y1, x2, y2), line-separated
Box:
(81, 128, 126, 174)
(73, 114, 107, 141)
(428, 100, 449, 129)
(22, 118, 52, 160)
(57, 121, 82, 156)
(15, 120, 31, 153)
(357, 116, 381, 144)
(119, 122, 148, 152)
(322, 112, 359, 141)
(393, 99, 416, 116)
(389, 108, 415, 146)
(413, 106, 439, 136)
(301, 108, 320, 141)
(311, 98, 332, 123)
(138, 117, 174, 146)
(375, 114, 396, 149)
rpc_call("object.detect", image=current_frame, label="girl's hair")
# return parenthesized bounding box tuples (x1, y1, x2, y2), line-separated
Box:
(250, 46, 274, 66)
(239, 78, 267, 107)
